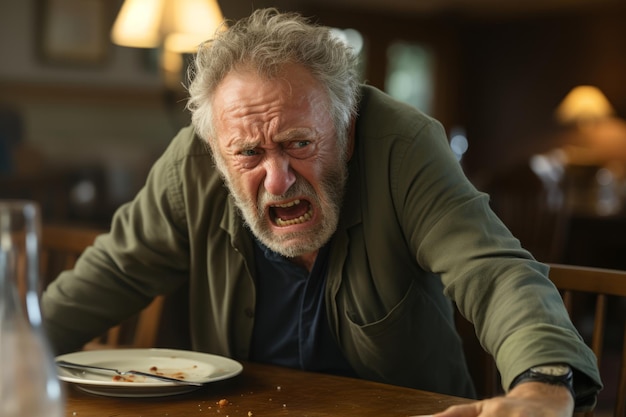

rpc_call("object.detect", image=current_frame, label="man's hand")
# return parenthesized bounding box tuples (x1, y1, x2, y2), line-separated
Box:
(422, 382, 574, 417)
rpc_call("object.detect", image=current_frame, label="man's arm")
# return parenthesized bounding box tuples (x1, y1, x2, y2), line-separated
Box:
(390, 115, 602, 407)
(42, 129, 194, 354)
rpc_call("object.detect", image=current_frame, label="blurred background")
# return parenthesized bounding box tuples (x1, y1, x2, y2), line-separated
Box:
(2, 0, 626, 265)
(2, 0, 625, 410)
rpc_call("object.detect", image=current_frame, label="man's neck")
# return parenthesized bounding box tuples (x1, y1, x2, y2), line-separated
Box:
(292, 250, 319, 273)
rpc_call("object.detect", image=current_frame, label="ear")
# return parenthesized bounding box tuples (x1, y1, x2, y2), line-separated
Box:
(345, 116, 356, 161)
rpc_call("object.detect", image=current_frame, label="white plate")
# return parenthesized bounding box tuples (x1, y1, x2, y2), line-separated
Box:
(56, 348, 243, 397)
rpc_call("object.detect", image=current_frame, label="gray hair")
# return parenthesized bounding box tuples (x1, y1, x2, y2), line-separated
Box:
(186, 8, 361, 150)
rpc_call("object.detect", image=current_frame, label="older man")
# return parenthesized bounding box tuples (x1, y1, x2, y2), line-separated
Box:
(43, 8, 601, 416)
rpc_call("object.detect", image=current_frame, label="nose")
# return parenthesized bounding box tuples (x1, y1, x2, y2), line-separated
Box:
(263, 153, 296, 196)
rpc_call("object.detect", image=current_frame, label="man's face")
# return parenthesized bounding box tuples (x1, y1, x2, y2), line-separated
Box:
(210, 64, 349, 259)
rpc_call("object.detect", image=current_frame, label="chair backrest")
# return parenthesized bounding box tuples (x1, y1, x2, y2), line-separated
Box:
(40, 224, 104, 287)
(547, 263, 626, 417)
(40, 224, 165, 350)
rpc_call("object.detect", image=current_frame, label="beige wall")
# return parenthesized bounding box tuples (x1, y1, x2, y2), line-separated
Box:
(0, 1, 182, 214)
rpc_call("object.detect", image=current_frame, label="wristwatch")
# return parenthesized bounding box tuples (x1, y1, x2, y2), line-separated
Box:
(510, 364, 575, 400)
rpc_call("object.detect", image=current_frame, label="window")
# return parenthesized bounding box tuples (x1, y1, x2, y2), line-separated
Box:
(385, 41, 434, 113)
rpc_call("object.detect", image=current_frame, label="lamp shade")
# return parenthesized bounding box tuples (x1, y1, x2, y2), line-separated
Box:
(111, 0, 225, 52)
(163, 0, 225, 52)
(111, 0, 165, 48)
(555, 85, 615, 125)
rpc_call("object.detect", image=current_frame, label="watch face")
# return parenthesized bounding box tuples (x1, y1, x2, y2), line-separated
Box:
(531, 364, 571, 377)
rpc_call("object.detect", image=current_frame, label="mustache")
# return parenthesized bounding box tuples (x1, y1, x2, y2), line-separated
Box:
(257, 175, 318, 216)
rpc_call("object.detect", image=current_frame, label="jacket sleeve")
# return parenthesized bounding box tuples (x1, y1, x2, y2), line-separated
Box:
(393, 117, 602, 407)
(41, 127, 195, 354)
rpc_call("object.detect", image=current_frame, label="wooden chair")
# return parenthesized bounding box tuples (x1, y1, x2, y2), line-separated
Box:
(40, 224, 165, 349)
(547, 263, 626, 417)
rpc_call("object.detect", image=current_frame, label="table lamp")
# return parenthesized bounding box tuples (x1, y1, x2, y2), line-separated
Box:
(554, 85, 626, 214)
(110, 0, 226, 89)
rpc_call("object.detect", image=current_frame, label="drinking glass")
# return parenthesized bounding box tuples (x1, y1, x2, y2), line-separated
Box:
(0, 200, 64, 416)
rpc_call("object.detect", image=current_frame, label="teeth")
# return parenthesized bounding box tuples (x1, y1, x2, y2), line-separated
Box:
(270, 199, 313, 227)
(275, 206, 313, 227)
(273, 199, 300, 208)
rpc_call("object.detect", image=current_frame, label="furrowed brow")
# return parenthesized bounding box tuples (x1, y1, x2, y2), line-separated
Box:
(228, 137, 260, 150)
(274, 128, 315, 143)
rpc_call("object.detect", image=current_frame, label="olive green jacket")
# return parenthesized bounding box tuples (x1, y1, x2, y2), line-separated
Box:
(43, 85, 601, 402)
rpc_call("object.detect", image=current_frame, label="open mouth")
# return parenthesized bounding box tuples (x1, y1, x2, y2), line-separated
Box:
(269, 199, 313, 227)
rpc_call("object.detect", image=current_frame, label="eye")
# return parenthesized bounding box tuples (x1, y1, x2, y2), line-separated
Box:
(239, 148, 259, 157)
(285, 139, 316, 159)
(234, 147, 263, 169)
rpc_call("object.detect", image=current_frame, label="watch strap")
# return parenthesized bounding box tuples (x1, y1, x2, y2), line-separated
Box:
(510, 365, 575, 401)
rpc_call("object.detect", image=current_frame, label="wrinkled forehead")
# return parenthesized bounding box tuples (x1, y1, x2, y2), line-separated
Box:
(201, 63, 333, 145)
(212, 64, 331, 119)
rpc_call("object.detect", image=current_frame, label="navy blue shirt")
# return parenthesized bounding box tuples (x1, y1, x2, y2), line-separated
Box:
(250, 240, 355, 377)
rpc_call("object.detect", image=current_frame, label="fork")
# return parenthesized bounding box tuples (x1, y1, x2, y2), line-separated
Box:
(56, 360, 204, 386)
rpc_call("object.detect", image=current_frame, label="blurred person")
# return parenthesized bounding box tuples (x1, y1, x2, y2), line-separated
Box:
(42, 8, 601, 417)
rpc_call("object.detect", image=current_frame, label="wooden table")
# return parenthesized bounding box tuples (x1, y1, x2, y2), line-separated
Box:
(64, 362, 472, 416)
